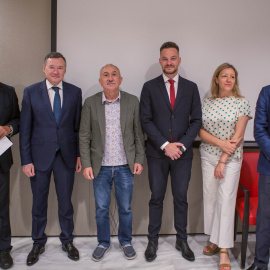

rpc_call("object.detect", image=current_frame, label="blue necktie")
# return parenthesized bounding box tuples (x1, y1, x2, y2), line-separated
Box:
(52, 87, 61, 124)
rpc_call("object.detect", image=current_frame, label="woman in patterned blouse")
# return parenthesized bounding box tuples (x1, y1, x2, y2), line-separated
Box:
(199, 63, 252, 270)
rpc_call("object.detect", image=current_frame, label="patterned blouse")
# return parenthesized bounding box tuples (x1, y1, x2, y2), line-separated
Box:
(200, 96, 252, 159)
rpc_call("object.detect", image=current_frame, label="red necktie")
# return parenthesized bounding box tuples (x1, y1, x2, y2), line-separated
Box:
(168, 79, 175, 110)
(168, 79, 175, 142)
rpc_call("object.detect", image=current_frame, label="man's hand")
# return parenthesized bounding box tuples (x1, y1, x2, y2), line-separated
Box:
(75, 157, 82, 172)
(23, 164, 35, 177)
(83, 167, 94, 180)
(164, 142, 183, 160)
(133, 163, 143, 175)
(0, 126, 11, 139)
(214, 162, 225, 179)
(219, 140, 237, 155)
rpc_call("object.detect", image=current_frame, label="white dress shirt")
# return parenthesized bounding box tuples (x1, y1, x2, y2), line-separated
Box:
(160, 74, 186, 152)
(46, 80, 63, 109)
(163, 73, 179, 99)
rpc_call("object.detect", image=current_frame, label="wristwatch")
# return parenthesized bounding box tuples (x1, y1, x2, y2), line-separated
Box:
(180, 146, 186, 153)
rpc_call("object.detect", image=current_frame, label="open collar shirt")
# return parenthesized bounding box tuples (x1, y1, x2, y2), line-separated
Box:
(101, 91, 128, 166)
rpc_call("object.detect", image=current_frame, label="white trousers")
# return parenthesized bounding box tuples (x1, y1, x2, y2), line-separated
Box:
(200, 148, 242, 248)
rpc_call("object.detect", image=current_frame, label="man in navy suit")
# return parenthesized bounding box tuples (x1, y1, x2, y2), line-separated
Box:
(20, 52, 82, 266)
(140, 41, 202, 262)
(0, 82, 20, 269)
(247, 85, 270, 270)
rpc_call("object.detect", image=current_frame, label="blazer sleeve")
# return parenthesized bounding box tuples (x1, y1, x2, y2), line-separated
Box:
(19, 88, 33, 166)
(79, 99, 92, 169)
(254, 87, 270, 160)
(7, 87, 20, 136)
(178, 84, 202, 150)
(140, 83, 168, 148)
(133, 98, 145, 165)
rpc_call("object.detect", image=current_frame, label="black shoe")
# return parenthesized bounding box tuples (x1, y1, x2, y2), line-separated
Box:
(26, 244, 45, 266)
(246, 263, 268, 270)
(144, 241, 158, 262)
(175, 240, 195, 262)
(62, 242, 79, 261)
(0, 249, 13, 269)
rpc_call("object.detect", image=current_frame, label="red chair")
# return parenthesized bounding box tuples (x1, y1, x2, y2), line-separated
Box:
(234, 152, 260, 269)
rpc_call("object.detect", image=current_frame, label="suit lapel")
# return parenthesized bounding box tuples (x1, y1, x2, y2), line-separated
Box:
(120, 91, 127, 135)
(173, 75, 184, 111)
(158, 75, 172, 111)
(59, 81, 70, 125)
(40, 80, 55, 123)
(96, 93, 106, 145)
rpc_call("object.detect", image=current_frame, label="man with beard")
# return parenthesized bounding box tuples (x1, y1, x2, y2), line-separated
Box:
(140, 41, 202, 262)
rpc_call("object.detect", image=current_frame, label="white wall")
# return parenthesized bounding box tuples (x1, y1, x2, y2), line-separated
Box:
(57, 0, 270, 141)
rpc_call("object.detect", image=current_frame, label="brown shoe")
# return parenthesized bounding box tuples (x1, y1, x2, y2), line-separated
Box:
(219, 251, 231, 270)
(203, 245, 220, 256)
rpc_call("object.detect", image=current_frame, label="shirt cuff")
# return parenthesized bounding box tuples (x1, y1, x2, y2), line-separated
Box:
(160, 141, 169, 150)
(7, 125, 13, 137)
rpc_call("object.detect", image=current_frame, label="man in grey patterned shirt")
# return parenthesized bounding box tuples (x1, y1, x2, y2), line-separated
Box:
(79, 64, 145, 262)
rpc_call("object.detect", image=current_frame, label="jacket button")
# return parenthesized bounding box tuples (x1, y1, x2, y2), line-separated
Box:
(171, 115, 174, 119)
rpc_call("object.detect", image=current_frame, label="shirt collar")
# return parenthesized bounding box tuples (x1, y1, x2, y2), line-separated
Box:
(102, 91, 121, 104)
(46, 79, 63, 90)
(163, 73, 179, 84)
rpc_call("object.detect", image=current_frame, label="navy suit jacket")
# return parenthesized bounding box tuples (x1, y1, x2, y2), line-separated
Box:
(0, 82, 20, 172)
(20, 80, 82, 171)
(254, 85, 270, 175)
(140, 75, 202, 159)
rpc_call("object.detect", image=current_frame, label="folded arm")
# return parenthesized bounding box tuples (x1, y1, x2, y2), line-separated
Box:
(213, 115, 250, 179)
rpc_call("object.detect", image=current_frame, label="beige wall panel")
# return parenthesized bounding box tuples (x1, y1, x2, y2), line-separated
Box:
(0, 0, 51, 236)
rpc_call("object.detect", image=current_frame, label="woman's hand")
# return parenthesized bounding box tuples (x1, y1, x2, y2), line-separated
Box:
(219, 140, 237, 155)
(214, 162, 225, 179)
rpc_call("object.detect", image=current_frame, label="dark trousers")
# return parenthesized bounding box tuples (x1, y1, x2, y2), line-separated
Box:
(147, 155, 192, 242)
(0, 168, 11, 251)
(30, 151, 75, 246)
(254, 174, 270, 268)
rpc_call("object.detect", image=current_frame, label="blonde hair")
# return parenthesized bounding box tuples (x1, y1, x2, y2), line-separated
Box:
(210, 63, 243, 99)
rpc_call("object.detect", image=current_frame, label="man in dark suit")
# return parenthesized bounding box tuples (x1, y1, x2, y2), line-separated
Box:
(0, 82, 20, 269)
(20, 52, 82, 266)
(140, 41, 202, 262)
(247, 85, 270, 270)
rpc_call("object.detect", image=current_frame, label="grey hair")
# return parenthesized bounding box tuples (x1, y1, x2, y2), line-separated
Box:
(100, 64, 121, 75)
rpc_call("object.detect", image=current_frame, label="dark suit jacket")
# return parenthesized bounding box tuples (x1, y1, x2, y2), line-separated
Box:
(140, 75, 202, 159)
(254, 85, 270, 175)
(79, 91, 145, 177)
(0, 83, 20, 172)
(20, 80, 82, 171)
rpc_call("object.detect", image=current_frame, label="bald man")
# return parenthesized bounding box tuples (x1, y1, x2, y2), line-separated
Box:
(79, 64, 144, 262)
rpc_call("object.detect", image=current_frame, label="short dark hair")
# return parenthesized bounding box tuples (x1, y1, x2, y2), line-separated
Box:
(160, 41, 179, 53)
(44, 52, 66, 66)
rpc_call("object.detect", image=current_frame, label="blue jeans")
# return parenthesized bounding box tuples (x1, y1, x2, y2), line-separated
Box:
(93, 165, 134, 247)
